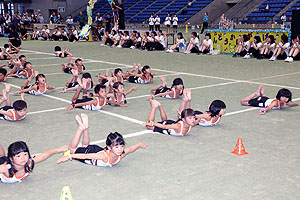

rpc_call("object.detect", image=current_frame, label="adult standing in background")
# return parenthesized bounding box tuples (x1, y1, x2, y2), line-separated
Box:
(281, 13, 286, 29)
(118, 0, 125, 30)
(78, 11, 86, 29)
(149, 14, 154, 31)
(172, 14, 178, 33)
(95, 12, 103, 31)
(201, 12, 209, 34)
(155, 14, 160, 31)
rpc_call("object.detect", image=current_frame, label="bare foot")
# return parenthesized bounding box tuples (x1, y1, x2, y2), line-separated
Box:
(5, 83, 10, 93)
(132, 63, 136, 71)
(2, 89, 7, 100)
(61, 63, 66, 68)
(259, 85, 264, 96)
(20, 93, 25, 100)
(183, 88, 191, 101)
(159, 76, 167, 87)
(75, 115, 86, 130)
(34, 70, 39, 77)
(105, 68, 109, 76)
(80, 113, 89, 129)
(150, 99, 161, 108)
(137, 63, 142, 73)
(95, 72, 101, 78)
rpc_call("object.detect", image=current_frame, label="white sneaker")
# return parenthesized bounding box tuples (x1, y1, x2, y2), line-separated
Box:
(130, 46, 136, 49)
(243, 54, 251, 59)
(184, 51, 191, 54)
(169, 49, 174, 53)
(269, 56, 275, 61)
(166, 49, 170, 53)
(286, 57, 293, 62)
(100, 44, 105, 46)
(117, 45, 122, 48)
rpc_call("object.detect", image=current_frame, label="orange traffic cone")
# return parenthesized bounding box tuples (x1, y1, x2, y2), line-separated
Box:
(231, 138, 248, 156)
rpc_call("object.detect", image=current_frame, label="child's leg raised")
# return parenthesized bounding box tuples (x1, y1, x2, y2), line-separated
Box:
(240, 85, 264, 106)
(178, 88, 191, 114)
(150, 76, 166, 94)
(68, 114, 89, 153)
(0, 144, 5, 157)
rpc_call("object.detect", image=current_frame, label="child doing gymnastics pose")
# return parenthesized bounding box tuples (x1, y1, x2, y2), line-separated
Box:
(61, 72, 94, 94)
(144, 89, 199, 136)
(194, 100, 226, 127)
(0, 142, 66, 183)
(54, 46, 72, 58)
(240, 85, 300, 115)
(8, 62, 33, 79)
(15, 72, 56, 99)
(65, 84, 126, 111)
(125, 63, 156, 84)
(61, 57, 85, 74)
(56, 114, 147, 167)
(0, 84, 27, 121)
(149, 77, 183, 99)
(107, 82, 138, 105)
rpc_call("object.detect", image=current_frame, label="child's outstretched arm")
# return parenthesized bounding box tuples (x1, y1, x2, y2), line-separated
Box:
(144, 121, 180, 130)
(57, 151, 107, 164)
(0, 110, 13, 118)
(65, 98, 97, 110)
(286, 102, 300, 106)
(33, 145, 67, 164)
(15, 85, 37, 94)
(258, 101, 278, 115)
(124, 86, 138, 96)
(106, 99, 127, 107)
(47, 85, 57, 90)
(149, 90, 174, 99)
(123, 142, 148, 158)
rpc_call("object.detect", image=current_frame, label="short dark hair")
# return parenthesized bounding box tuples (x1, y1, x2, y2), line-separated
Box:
(75, 58, 82, 64)
(142, 65, 150, 74)
(281, 34, 288, 43)
(114, 68, 123, 75)
(13, 100, 27, 111)
(0, 68, 7, 76)
(254, 36, 261, 43)
(205, 33, 211, 39)
(19, 55, 26, 60)
(106, 132, 125, 147)
(208, 100, 226, 117)
(276, 88, 292, 102)
(54, 46, 61, 51)
(181, 108, 194, 119)
(4, 44, 9, 48)
(94, 84, 106, 94)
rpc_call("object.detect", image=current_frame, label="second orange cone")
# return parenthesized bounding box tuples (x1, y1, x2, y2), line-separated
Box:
(232, 138, 248, 156)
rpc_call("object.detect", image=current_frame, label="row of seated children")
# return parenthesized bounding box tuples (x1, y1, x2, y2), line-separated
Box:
(101, 30, 166, 51)
(31, 25, 81, 42)
(166, 32, 213, 55)
(232, 34, 300, 62)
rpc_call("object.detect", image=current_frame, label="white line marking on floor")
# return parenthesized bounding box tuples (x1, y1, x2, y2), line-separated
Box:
(27, 107, 65, 115)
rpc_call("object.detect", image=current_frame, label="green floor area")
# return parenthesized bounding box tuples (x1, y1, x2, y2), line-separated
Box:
(0, 38, 300, 200)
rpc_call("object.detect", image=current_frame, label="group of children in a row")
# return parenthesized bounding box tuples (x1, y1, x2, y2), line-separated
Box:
(1, 44, 300, 183)
(101, 30, 166, 51)
(31, 25, 82, 42)
(233, 34, 300, 62)
(100, 30, 214, 55)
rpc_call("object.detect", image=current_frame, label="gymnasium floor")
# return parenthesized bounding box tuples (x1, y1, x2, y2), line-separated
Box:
(0, 31, 300, 200)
